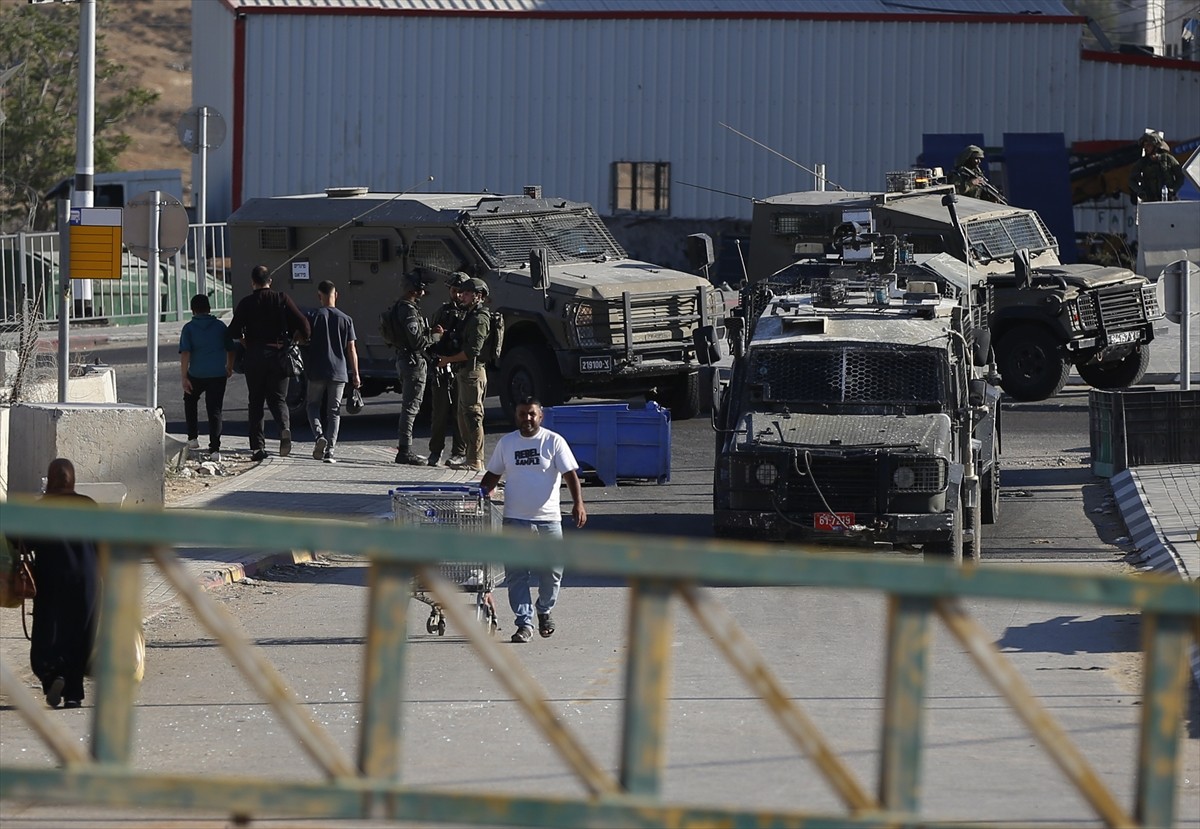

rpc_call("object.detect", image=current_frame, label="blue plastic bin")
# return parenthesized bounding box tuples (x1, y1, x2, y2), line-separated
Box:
(541, 402, 671, 486)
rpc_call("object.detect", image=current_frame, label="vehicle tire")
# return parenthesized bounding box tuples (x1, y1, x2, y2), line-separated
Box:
(981, 460, 1000, 525)
(995, 324, 1070, 401)
(498, 344, 564, 417)
(924, 502, 963, 565)
(964, 503, 982, 563)
(659, 371, 701, 420)
(1075, 346, 1150, 389)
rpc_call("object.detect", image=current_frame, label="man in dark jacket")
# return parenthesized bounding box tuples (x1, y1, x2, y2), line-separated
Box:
(227, 265, 311, 461)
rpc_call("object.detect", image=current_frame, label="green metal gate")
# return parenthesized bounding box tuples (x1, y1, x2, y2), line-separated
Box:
(1, 498, 1196, 827)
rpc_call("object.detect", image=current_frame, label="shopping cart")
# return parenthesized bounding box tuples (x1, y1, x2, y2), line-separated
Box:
(389, 485, 504, 636)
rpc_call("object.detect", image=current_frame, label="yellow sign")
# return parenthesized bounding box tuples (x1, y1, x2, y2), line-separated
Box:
(69, 207, 123, 279)
(70, 225, 122, 279)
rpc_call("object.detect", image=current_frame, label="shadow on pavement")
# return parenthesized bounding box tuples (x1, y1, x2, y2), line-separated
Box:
(996, 613, 1140, 655)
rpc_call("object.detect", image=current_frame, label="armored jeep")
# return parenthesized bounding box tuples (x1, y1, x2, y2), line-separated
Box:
(748, 174, 1162, 401)
(712, 248, 1001, 563)
(228, 187, 726, 418)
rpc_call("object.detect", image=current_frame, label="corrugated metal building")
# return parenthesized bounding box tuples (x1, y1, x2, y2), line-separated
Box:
(194, 0, 1200, 265)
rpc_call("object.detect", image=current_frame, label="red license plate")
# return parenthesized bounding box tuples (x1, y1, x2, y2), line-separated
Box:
(814, 512, 854, 532)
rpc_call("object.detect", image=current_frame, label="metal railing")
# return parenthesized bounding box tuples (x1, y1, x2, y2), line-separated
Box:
(0, 223, 233, 328)
(1, 499, 1197, 828)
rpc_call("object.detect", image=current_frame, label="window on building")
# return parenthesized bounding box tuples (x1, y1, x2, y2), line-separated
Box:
(612, 161, 670, 214)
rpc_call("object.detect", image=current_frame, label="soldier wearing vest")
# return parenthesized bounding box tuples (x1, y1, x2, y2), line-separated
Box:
(391, 270, 436, 465)
(1129, 132, 1184, 203)
(436, 277, 492, 472)
(426, 271, 471, 467)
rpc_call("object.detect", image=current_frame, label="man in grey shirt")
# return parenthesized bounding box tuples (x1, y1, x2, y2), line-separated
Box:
(305, 280, 360, 463)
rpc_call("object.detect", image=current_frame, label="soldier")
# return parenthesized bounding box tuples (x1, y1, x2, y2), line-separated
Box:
(1129, 132, 1184, 203)
(388, 271, 437, 465)
(951, 145, 1004, 203)
(436, 277, 493, 472)
(426, 272, 471, 467)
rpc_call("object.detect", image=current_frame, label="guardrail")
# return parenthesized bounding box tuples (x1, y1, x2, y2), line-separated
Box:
(0, 224, 232, 327)
(1, 499, 1197, 828)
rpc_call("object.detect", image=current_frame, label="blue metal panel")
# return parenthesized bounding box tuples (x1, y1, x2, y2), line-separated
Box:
(1004, 132, 1077, 263)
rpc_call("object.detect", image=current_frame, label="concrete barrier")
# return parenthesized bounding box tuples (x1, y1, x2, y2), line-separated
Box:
(6, 403, 165, 506)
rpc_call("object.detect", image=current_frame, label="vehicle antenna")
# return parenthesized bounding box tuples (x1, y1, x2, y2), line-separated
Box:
(269, 175, 435, 277)
(675, 179, 755, 201)
(719, 122, 847, 191)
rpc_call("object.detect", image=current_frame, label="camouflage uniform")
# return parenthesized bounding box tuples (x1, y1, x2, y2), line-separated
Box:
(392, 278, 434, 463)
(1129, 137, 1184, 203)
(453, 280, 492, 471)
(951, 145, 1003, 203)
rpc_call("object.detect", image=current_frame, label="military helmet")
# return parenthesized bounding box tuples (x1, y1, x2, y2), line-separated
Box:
(965, 145, 984, 160)
(467, 277, 490, 297)
(404, 270, 435, 291)
(447, 271, 472, 288)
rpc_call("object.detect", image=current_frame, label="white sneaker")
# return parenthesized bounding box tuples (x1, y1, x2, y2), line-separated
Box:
(209, 451, 222, 463)
(185, 439, 200, 451)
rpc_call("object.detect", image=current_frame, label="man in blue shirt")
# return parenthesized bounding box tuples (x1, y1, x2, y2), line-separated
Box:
(179, 294, 235, 460)
(306, 280, 360, 463)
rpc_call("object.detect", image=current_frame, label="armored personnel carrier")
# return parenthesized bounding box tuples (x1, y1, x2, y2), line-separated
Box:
(228, 187, 727, 418)
(712, 245, 1001, 564)
(748, 172, 1162, 401)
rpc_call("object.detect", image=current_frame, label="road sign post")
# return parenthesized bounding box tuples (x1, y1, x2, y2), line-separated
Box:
(178, 106, 226, 295)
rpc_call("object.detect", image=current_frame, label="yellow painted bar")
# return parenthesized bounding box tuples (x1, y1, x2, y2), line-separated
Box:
(68, 225, 122, 279)
(357, 560, 414, 779)
(90, 542, 143, 764)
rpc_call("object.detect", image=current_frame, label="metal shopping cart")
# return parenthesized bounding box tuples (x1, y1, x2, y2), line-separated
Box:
(389, 485, 504, 636)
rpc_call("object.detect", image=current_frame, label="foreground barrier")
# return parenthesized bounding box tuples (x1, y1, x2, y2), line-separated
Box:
(1, 498, 1197, 828)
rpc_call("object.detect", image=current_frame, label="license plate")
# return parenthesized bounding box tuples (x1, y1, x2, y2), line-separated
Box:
(1107, 330, 1140, 346)
(579, 356, 612, 373)
(814, 512, 854, 532)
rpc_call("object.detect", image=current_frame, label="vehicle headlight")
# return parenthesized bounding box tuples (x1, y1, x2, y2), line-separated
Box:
(1063, 299, 1083, 332)
(568, 301, 608, 347)
(892, 466, 917, 489)
(755, 463, 779, 486)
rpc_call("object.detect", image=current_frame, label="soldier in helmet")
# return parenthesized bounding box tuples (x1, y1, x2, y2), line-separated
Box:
(436, 277, 493, 472)
(951, 145, 1004, 203)
(1129, 132, 1184, 203)
(390, 270, 436, 465)
(425, 271, 471, 467)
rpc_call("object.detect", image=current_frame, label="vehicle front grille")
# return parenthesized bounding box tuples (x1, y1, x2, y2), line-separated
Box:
(751, 348, 944, 404)
(1078, 293, 1097, 329)
(597, 291, 700, 348)
(1095, 285, 1146, 329)
(966, 212, 1055, 259)
(733, 453, 946, 514)
(894, 457, 948, 491)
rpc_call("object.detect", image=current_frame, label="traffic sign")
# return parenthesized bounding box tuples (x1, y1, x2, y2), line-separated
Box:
(123, 192, 189, 261)
(68, 207, 122, 279)
(177, 105, 226, 155)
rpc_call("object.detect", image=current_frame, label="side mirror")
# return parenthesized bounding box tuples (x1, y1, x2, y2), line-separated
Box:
(530, 247, 548, 291)
(971, 327, 992, 367)
(969, 377, 988, 407)
(686, 233, 715, 274)
(692, 325, 720, 366)
(727, 316, 746, 359)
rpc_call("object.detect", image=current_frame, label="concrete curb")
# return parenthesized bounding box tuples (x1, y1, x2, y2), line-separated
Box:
(1110, 469, 1187, 576)
(195, 549, 315, 591)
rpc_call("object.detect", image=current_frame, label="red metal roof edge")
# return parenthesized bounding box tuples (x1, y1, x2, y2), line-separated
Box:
(1082, 49, 1200, 72)
(217, 4, 1082, 25)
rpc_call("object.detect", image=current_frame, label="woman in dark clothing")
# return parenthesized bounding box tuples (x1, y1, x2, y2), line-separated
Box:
(23, 458, 99, 708)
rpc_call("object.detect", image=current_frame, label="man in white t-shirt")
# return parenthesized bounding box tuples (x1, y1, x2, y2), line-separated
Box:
(480, 397, 587, 644)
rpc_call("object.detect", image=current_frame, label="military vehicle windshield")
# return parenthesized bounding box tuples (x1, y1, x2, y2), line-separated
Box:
(963, 210, 1056, 260)
(464, 208, 625, 267)
(748, 346, 946, 407)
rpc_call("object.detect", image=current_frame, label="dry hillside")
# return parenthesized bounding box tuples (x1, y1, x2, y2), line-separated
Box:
(102, 0, 194, 200)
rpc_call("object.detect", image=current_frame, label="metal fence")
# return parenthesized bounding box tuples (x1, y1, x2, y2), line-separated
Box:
(1, 498, 1197, 828)
(0, 223, 233, 328)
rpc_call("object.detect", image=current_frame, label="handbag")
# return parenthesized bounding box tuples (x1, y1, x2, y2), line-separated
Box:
(281, 341, 304, 378)
(0, 541, 36, 609)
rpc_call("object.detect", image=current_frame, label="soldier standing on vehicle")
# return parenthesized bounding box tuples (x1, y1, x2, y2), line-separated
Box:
(951, 145, 1004, 203)
(426, 272, 471, 467)
(437, 277, 492, 472)
(1129, 132, 1184, 203)
(387, 271, 437, 465)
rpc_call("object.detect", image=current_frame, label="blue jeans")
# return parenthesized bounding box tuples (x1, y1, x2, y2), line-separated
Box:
(502, 518, 564, 629)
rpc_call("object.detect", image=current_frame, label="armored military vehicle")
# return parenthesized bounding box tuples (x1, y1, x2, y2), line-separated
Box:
(748, 172, 1162, 401)
(712, 241, 1001, 564)
(228, 187, 726, 418)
